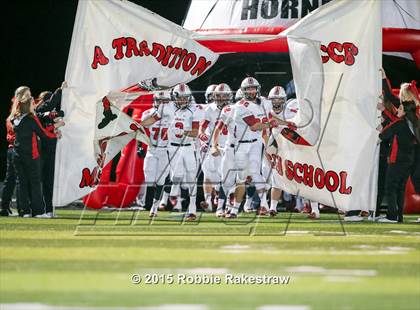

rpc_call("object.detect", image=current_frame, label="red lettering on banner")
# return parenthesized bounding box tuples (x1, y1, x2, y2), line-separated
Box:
(320, 42, 359, 66)
(91, 46, 109, 69)
(91, 37, 212, 76)
(161, 45, 174, 66)
(138, 40, 151, 56)
(314, 168, 325, 189)
(285, 160, 294, 180)
(168, 47, 182, 68)
(302, 163, 314, 187)
(151, 42, 166, 62)
(191, 56, 213, 76)
(267, 155, 352, 195)
(325, 170, 339, 192)
(112, 37, 126, 60)
(294, 162, 304, 184)
(339, 171, 353, 194)
(342, 42, 358, 65)
(182, 53, 197, 71)
(79, 167, 101, 188)
(125, 37, 140, 58)
(320, 44, 329, 63)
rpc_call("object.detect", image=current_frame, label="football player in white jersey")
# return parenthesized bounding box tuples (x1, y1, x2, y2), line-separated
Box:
(264, 86, 297, 216)
(235, 88, 243, 102)
(224, 77, 273, 218)
(210, 90, 238, 217)
(166, 83, 200, 221)
(134, 91, 173, 217)
(200, 83, 233, 213)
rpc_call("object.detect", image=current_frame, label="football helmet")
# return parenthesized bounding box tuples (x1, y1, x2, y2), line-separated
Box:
(214, 83, 233, 109)
(235, 89, 243, 101)
(268, 86, 287, 113)
(240, 77, 261, 100)
(204, 84, 217, 104)
(172, 83, 192, 109)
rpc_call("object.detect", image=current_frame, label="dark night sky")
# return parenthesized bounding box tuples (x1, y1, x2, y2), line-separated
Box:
(1, 0, 191, 178)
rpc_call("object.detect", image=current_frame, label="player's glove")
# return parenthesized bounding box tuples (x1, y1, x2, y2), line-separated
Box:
(287, 122, 297, 131)
(200, 143, 209, 153)
(137, 142, 147, 158)
(199, 133, 209, 142)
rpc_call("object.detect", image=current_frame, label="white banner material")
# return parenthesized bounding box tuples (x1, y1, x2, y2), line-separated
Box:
(269, 0, 382, 211)
(53, 0, 218, 206)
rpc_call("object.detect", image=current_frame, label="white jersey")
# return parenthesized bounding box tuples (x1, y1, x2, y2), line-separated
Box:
(219, 103, 238, 146)
(234, 98, 271, 142)
(204, 103, 228, 146)
(194, 103, 206, 151)
(141, 105, 172, 147)
(269, 98, 299, 133)
(166, 102, 201, 145)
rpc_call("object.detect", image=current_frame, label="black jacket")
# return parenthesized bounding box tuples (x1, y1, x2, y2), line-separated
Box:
(379, 118, 416, 165)
(12, 113, 57, 159)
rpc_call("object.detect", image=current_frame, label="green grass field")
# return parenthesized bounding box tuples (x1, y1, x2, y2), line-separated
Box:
(1, 209, 419, 310)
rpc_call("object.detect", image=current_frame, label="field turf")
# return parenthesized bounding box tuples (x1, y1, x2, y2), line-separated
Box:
(1, 209, 419, 310)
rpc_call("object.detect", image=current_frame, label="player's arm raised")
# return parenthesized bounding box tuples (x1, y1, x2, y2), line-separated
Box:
(139, 111, 160, 127)
(210, 120, 223, 156)
(243, 115, 269, 131)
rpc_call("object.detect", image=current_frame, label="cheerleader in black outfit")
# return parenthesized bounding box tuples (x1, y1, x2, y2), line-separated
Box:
(10, 89, 63, 217)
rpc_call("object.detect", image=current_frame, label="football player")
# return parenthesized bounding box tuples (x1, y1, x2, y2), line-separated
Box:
(166, 84, 201, 221)
(224, 77, 273, 218)
(200, 83, 233, 214)
(264, 86, 297, 216)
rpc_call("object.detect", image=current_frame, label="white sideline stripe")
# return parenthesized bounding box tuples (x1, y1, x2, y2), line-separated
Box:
(323, 276, 363, 283)
(220, 244, 251, 249)
(0, 304, 208, 310)
(285, 266, 377, 276)
(176, 268, 230, 274)
(257, 306, 311, 310)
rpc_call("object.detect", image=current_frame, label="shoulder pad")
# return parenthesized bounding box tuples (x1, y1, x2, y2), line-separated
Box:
(239, 99, 249, 107)
(223, 106, 231, 112)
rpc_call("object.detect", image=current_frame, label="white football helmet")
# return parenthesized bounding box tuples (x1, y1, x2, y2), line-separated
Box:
(235, 89, 243, 101)
(268, 86, 287, 113)
(214, 83, 233, 109)
(240, 77, 261, 100)
(153, 90, 171, 108)
(172, 83, 192, 109)
(204, 84, 217, 104)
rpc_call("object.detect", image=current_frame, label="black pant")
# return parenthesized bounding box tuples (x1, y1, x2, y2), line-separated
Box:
(13, 154, 45, 216)
(410, 144, 420, 194)
(384, 161, 412, 222)
(375, 143, 389, 214)
(40, 141, 56, 213)
(1, 148, 19, 211)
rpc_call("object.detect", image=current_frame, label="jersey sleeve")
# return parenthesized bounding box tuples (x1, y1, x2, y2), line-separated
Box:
(141, 108, 159, 126)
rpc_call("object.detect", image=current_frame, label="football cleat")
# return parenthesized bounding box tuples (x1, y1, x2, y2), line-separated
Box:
(308, 212, 320, 219)
(200, 201, 212, 213)
(185, 213, 197, 221)
(257, 207, 268, 216)
(169, 196, 178, 206)
(269, 210, 278, 217)
(215, 210, 225, 218)
(225, 213, 237, 219)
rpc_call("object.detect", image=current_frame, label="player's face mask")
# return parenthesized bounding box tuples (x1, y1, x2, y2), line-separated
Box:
(244, 87, 258, 100)
(175, 96, 189, 109)
(215, 93, 231, 109)
(272, 98, 286, 113)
